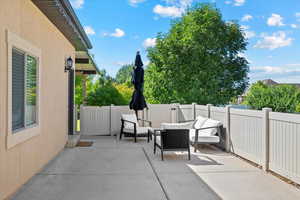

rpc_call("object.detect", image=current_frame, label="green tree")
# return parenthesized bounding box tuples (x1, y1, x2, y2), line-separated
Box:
(145, 3, 249, 105)
(114, 83, 133, 104)
(115, 64, 134, 85)
(296, 103, 300, 113)
(244, 82, 300, 113)
(86, 82, 127, 106)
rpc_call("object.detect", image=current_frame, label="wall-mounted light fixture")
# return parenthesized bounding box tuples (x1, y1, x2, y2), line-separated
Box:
(65, 57, 73, 72)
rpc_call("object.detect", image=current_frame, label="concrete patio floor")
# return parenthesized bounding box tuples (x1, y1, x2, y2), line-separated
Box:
(12, 136, 300, 200)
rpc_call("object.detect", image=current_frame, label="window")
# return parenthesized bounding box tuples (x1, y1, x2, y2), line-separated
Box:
(7, 30, 41, 148)
(12, 48, 38, 132)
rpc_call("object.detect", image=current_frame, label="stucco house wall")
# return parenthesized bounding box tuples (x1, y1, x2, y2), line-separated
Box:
(0, 0, 75, 199)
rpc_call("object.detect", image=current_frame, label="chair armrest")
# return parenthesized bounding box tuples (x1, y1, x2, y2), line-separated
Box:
(138, 118, 152, 127)
(195, 126, 220, 131)
(178, 119, 195, 123)
(121, 119, 137, 125)
(194, 125, 222, 144)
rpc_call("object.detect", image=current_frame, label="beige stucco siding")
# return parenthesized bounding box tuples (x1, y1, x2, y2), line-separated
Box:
(0, 0, 75, 199)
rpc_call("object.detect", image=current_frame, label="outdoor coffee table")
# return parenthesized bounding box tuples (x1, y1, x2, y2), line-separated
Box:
(148, 128, 162, 142)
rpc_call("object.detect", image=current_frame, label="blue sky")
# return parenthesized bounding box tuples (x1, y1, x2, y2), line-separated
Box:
(71, 0, 300, 83)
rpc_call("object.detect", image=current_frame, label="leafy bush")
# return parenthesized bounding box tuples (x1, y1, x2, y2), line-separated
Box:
(296, 103, 300, 113)
(114, 83, 133, 104)
(86, 83, 127, 106)
(244, 81, 300, 113)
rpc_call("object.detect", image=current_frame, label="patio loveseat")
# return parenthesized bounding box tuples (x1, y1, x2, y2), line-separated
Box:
(154, 116, 223, 158)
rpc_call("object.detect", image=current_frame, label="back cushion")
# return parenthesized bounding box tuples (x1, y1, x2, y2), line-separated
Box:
(193, 116, 208, 129)
(122, 114, 138, 129)
(199, 119, 222, 136)
(161, 122, 194, 130)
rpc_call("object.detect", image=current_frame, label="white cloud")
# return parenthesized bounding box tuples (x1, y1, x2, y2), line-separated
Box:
(225, 1, 231, 4)
(233, 0, 245, 6)
(70, 0, 84, 9)
(249, 64, 300, 83)
(241, 25, 249, 30)
(244, 30, 256, 39)
(113, 61, 130, 66)
(153, 0, 192, 18)
(143, 38, 157, 48)
(241, 14, 253, 22)
(254, 31, 293, 50)
(252, 65, 300, 74)
(110, 28, 125, 38)
(102, 28, 125, 38)
(267, 14, 285, 26)
(153, 5, 182, 18)
(291, 24, 299, 29)
(129, 0, 146, 6)
(241, 25, 256, 39)
(296, 13, 300, 22)
(84, 26, 96, 35)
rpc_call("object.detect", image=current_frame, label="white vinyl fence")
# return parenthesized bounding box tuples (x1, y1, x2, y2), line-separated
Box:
(80, 103, 300, 184)
(80, 104, 176, 135)
(229, 108, 264, 165)
(269, 112, 300, 184)
(80, 106, 111, 135)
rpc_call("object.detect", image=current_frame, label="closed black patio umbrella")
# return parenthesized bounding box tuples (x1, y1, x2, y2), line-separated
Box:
(129, 51, 148, 117)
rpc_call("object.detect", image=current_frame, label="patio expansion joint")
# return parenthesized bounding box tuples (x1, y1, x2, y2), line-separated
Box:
(37, 171, 155, 176)
(142, 147, 170, 200)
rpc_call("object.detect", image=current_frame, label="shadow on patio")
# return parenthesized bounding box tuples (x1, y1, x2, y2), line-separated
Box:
(12, 136, 300, 200)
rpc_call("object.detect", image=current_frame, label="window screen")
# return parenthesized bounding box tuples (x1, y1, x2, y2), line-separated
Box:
(12, 49, 25, 131)
(25, 55, 37, 126)
(12, 48, 38, 132)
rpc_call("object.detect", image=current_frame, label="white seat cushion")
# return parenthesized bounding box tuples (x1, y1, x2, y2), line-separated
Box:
(193, 116, 208, 129)
(122, 114, 138, 129)
(161, 122, 193, 130)
(189, 128, 220, 144)
(200, 119, 222, 136)
(123, 127, 150, 134)
(190, 135, 220, 143)
(155, 136, 161, 146)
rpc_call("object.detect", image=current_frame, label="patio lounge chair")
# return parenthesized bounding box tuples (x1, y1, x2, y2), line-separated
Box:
(153, 129, 190, 161)
(120, 114, 152, 143)
(161, 116, 223, 152)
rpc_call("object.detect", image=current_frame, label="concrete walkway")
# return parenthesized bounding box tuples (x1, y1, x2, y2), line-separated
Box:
(12, 136, 300, 200)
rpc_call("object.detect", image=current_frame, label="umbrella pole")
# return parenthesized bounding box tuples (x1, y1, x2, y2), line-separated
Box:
(135, 110, 138, 119)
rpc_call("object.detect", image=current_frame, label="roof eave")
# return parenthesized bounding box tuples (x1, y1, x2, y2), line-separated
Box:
(32, 0, 92, 51)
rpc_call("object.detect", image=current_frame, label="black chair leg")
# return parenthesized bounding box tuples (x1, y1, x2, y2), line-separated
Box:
(188, 148, 191, 160)
(161, 149, 164, 161)
(154, 144, 156, 154)
(147, 131, 150, 143)
(134, 134, 137, 143)
(119, 130, 123, 140)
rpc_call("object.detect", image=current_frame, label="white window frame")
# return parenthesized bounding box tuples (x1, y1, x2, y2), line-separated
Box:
(7, 30, 42, 149)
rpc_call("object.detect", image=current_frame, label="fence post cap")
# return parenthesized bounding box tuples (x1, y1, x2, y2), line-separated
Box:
(262, 107, 272, 111)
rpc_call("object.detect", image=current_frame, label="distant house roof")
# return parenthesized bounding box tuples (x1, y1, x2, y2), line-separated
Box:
(32, 0, 92, 51)
(261, 79, 300, 89)
(261, 79, 278, 85)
